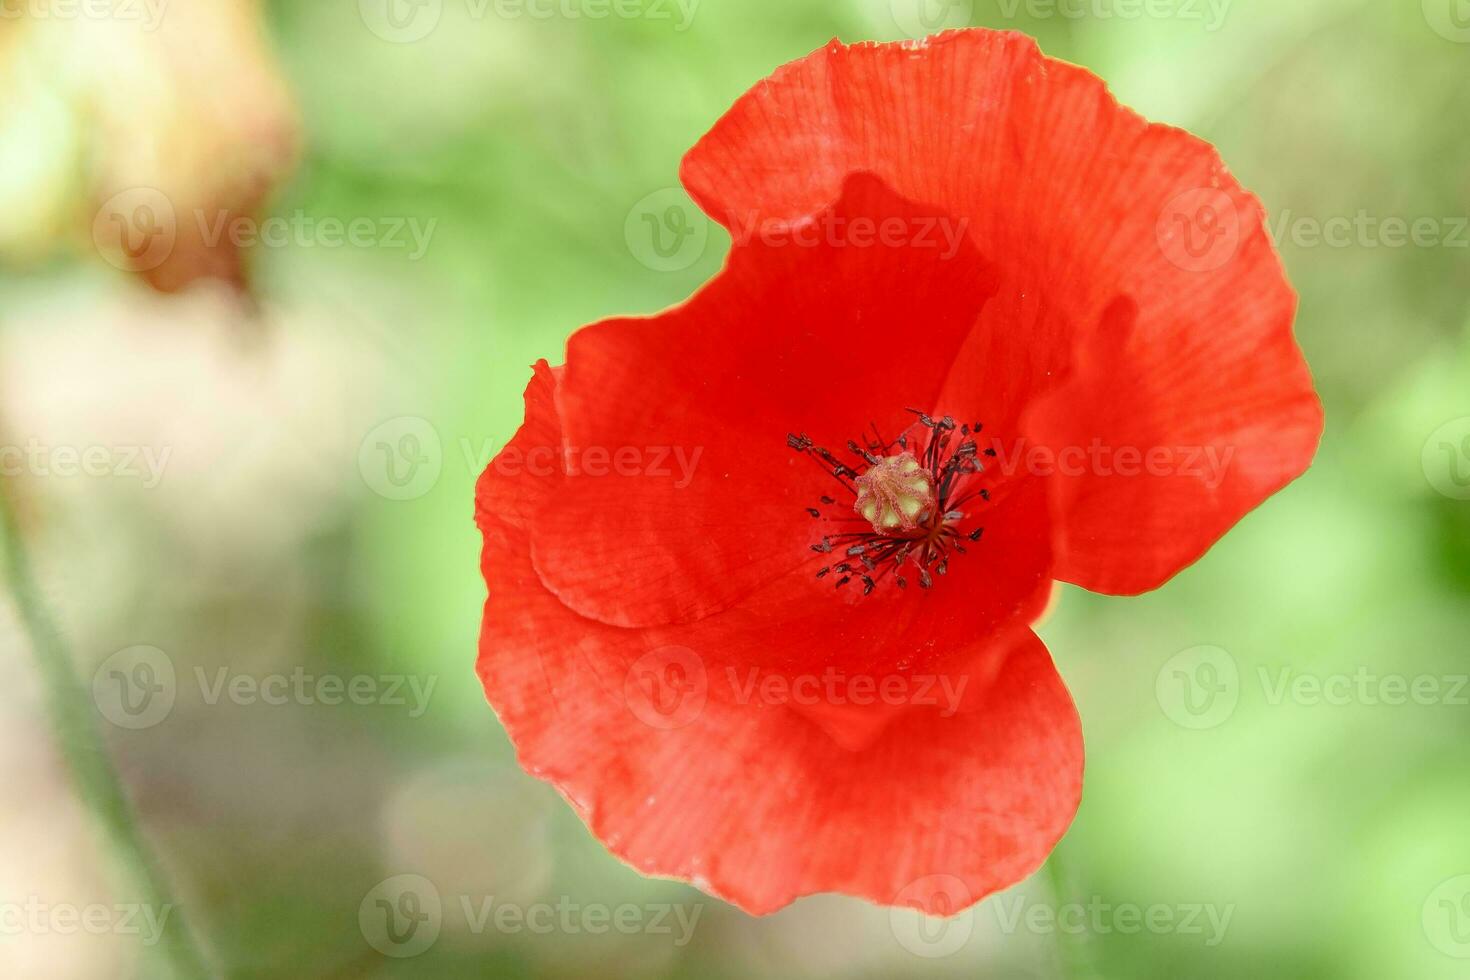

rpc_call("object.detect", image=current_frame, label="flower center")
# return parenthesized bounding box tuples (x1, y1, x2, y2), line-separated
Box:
(854, 453, 934, 533)
(787, 411, 996, 595)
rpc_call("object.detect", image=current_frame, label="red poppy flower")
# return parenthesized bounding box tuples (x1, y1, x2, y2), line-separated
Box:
(474, 29, 1322, 916)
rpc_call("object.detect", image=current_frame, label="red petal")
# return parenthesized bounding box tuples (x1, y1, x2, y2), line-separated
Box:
(530, 173, 1003, 628)
(475, 359, 564, 533)
(480, 359, 1054, 684)
(477, 511, 1082, 915)
(683, 30, 1322, 592)
(1025, 296, 1323, 592)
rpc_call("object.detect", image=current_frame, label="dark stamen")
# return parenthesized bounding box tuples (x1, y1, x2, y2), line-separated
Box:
(790, 412, 996, 598)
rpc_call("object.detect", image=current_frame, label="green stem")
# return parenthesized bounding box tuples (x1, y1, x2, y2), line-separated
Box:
(1044, 848, 1094, 980)
(0, 482, 214, 978)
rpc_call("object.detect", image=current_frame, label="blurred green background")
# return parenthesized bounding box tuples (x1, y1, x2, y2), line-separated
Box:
(1, 0, 1468, 976)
